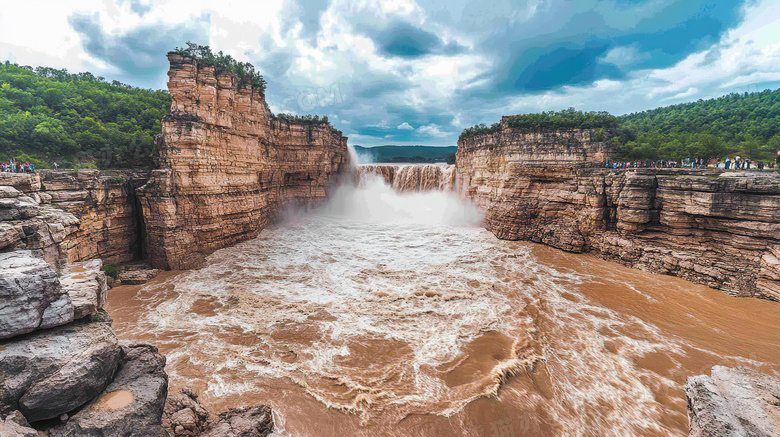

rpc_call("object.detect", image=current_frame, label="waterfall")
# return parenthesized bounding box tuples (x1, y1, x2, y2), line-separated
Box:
(355, 164, 457, 192)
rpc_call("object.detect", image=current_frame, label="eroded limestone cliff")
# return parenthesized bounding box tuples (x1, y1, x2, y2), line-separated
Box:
(457, 126, 780, 301)
(0, 171, 146, 267)
(139, 53, 350, 270)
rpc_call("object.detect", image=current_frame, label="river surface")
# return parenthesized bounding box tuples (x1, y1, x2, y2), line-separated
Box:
(107, 173, 780, 437)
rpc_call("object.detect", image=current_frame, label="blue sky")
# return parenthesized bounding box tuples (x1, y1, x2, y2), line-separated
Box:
(2, 0, 780, 146)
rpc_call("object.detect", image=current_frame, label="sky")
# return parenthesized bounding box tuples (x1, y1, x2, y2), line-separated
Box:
(1, 0, 780, 147)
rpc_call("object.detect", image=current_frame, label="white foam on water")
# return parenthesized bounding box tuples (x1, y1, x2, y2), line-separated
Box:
(123, 174, 721, 436)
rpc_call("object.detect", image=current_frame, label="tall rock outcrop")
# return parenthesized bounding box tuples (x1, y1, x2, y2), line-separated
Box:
(457, 125, 780, 301)
(139, 53, 350, 270)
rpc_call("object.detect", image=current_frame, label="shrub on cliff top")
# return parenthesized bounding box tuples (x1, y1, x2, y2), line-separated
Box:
(172, 42, 267, 96)
(506, 108, 620, 132)
(460, 108, 621, 141)
(459, 123, 501, 141)
(273, 113, 342, 136)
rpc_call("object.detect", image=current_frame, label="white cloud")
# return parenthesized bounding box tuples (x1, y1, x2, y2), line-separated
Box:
(599, 45, 650, 68)
(417, 123, 450, 137)
(397, 122, 414, 130)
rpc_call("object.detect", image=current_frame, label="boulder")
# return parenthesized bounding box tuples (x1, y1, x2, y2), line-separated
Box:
(686, 365, 780, 437)
(203, 407, 274, 437)
(59, 259, 108, 319)
(0, 321, 122, 422)
(49, 344, 169, 437)
(0, 185, 22, 199)
(0, 251, 74, 339)
(163, 388, 210, 436)
(0, 411, 38, 437)
(117, 266, 162, 285)
(0, 197, 39, 221)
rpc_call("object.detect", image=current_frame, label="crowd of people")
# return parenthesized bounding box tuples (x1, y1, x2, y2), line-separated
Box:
(1, 158, 36, 173)
(605, 156, 778, 171)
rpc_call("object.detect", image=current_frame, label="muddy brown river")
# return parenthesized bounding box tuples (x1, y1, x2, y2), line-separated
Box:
(107, 174, 780, 436)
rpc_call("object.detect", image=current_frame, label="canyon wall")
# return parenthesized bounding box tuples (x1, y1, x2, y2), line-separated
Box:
(138, 53, 350, 270)
(457, 128, 780, 301)
(0, 170, 146, 267)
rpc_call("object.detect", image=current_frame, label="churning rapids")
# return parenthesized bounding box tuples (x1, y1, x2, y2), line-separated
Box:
(108, 165, 780, 437)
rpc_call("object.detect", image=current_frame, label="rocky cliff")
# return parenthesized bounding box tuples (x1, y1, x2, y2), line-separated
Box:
(457, 129, 780, 301)
(0, 251, 169, 435)
(0, 171, 146, 267)
(139, 53, 350, 270)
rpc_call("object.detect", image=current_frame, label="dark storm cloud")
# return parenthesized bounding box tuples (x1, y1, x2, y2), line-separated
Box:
(68, 12, 210, 86)
(368, 21, 466, 59)
(463, 0, 748, 93)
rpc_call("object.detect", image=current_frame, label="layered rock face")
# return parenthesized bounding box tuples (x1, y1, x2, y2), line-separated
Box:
(139, 53, 350, 269)
(0, 170, 147, 267)
(40, 169, 149, 265)
(457, 129, 780, 301)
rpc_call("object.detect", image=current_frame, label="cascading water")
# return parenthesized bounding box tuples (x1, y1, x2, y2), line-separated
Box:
(355, 164, 457, 192)
(107, 160, 780, 437)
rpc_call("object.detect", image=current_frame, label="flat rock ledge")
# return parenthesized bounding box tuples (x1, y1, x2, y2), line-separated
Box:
(686, 366, 780, 437)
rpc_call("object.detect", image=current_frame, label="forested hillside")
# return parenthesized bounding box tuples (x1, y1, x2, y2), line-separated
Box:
(618, 89, 780, 161)
(0, 62, 170, 168)
(460, 89, 780, 163)
(352, 145, 458, 163)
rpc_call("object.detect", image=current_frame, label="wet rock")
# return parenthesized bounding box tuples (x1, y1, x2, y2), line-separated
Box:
(117, 265, 162, 285)
(59, 259, 108, 319)
(48, 344, 169, 437)
(0, 321, 122, 422)
(0, 251, 74, 339)
(163, 388, 273, 437)
(686, 366, 780, 437)
(0, 411, 38, 437)
(203, 406, 274, 437)
(163, 388, 209, 436)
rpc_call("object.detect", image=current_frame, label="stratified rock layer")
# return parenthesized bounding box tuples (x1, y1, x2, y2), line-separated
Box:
(686, 366, 780, 436)
(0, 170, 148, 267)
(139, 53, 350, 269)
(40, 169, 150, 265)
(457, 131, 780, 300)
